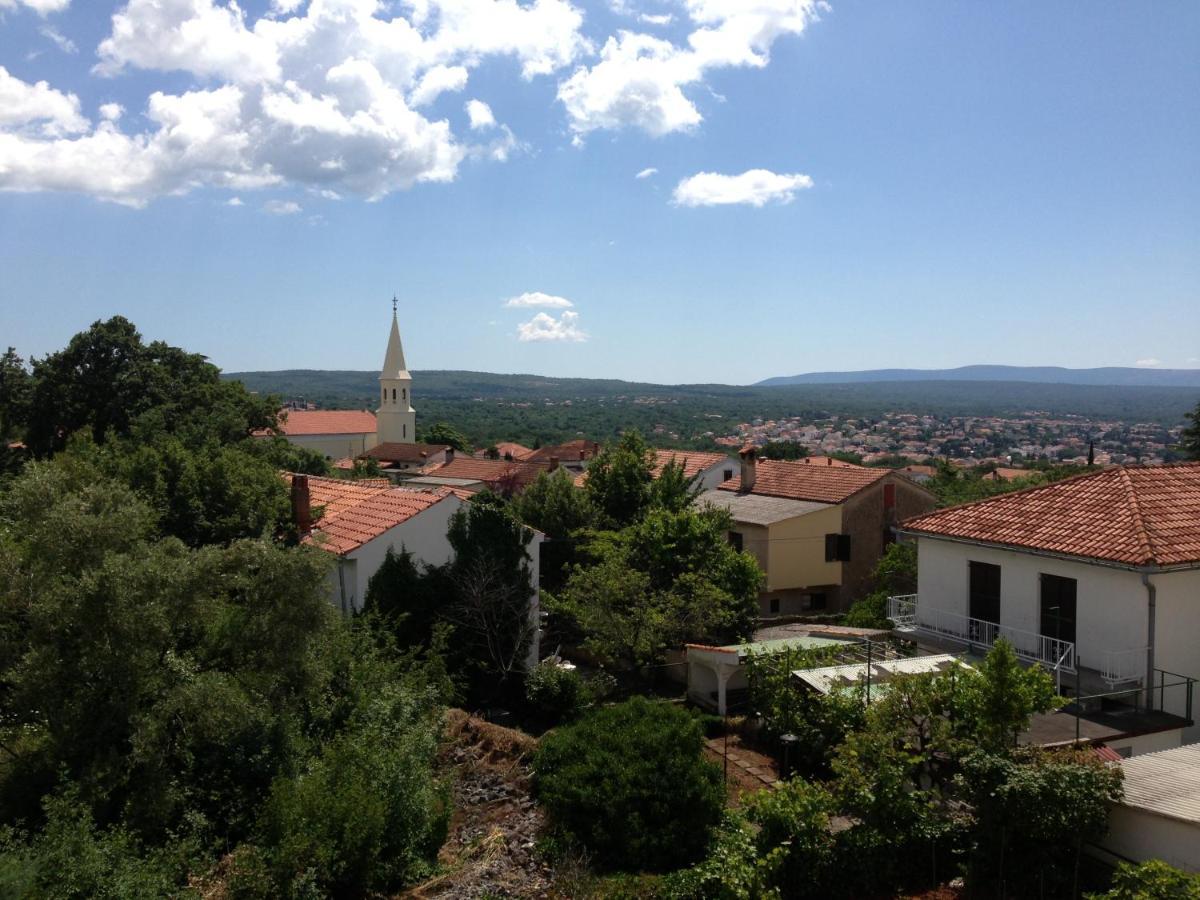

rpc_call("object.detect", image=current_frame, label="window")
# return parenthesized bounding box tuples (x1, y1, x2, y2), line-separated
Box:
(883, 483, 896, 511)
(969, 561, 1001, 625)
(728, 531, 743, 551)
(769, 597, 780, 614)
(392, 388, 396, 401)
(723, 468, 734, 482)
(403, 423, 407, 439)
(1040, 574, 1077, 645)
(402, 388, 406, 401)
(824, 533, 851, 562)
(809, 592, 827, 611)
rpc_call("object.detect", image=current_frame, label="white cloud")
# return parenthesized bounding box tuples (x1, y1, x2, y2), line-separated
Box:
(517, 310, 587, 342)
(0, 0, 71, 15)
(635, 166, 657, 178)
(673, 168, 813, 207)
(1187, 357, 1200, 365)
(226, 195, 243, 205)
(504, 291, 573, 309)
(39, 25, 77, 54)
(0, 66, 88, 137)
(410, 64, 469, 106)
(98, 102, 124, 121)
(559, 0, 823, 140)
(263, 198, 301, 214)
(465, 98, 496, 130)
(1, 0, 588, 205)
(639, 13, 673, 26)
(1134, 358, 1163, 368)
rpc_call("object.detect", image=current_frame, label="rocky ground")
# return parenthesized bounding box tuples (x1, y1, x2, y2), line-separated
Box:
(403, 710, 555, 899)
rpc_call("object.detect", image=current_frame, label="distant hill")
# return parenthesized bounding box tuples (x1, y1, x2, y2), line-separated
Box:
(756, 366, 1200, 388)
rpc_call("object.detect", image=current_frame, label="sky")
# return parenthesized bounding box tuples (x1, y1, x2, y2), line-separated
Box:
(0, 0, 1197, 385)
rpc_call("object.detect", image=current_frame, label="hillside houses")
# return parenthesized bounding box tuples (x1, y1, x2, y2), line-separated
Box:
(699, 448, 936, 615)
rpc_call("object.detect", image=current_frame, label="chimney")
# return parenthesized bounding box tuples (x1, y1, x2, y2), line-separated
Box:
(827, 457, 832, 466)
(445, 447, 455, 463)
(291, 474, 311, 536)
(738, 445, 757, 492)
(548, 456, 560, 472)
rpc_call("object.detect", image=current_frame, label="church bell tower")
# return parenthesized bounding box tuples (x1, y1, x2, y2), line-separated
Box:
(377, 298, 416, 444)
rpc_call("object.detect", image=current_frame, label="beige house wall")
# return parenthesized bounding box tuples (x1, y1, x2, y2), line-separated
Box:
(279, 431, 378, 460)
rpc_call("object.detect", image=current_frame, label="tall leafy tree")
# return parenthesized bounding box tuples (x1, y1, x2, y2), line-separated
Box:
(418, 422, 472, 453)
(1180, 398, 1200, 460)
(510, 467, 595, 538)
(583, 430, 656, 527)
(0, 348, 31, 443)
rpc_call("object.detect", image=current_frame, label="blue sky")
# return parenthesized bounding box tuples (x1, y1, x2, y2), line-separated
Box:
(1, 1, 1197, 385)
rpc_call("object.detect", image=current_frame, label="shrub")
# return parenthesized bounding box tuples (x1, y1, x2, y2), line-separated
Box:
(1091, 859, 1200, 899)
(525, 660, 585, 721)
(262, 690, 449, 896)
(534, 697, 724, 872)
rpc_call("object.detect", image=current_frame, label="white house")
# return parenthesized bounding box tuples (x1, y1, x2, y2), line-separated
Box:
(894, 462, 1200, 745)
(1097, 742, 1200, 873)
(652, 449, 736, 491)
(265, 408, 378, 460)
(288, 473, 543, 667)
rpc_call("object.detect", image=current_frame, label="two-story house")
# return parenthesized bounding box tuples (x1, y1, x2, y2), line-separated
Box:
(894, 462, 1200, 742)
(699, 447, 936, 616)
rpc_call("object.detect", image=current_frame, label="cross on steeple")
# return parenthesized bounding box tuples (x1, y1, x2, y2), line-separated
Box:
(392, 294, 398, 314)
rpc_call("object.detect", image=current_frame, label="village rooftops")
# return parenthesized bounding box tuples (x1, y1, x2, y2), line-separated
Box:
(426, 456, 551, 490)
(899, 461, 1200, 569)
(574, 448, 733, 488)
(698, 490, 831, 525)
(719, 457, 892, 504)
(526, 439, 601, 463)
(267, 409, 377, 436)
(284, 473, 455, 555)
(361, 441, 452, 464)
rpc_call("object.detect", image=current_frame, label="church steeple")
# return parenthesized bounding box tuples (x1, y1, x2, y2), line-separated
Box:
(376, 299, 415, 444)
(381, 296, 409, 378)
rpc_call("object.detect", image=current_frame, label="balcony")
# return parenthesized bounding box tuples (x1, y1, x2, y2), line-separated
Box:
(887, 593, 1075, 686)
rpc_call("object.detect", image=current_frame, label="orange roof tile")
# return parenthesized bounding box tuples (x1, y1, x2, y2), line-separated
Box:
(284, 474, 453, 555)
(429, 457, 551, 490)
(718, 459, 889, 504)
(652, 449, 732, 480)
(362, 442, 450, 464)
(487, 442, 536, 460)
(900, 462, 1200, 568)
(526, 439, 601, 463)
(275, 409, 377, 436)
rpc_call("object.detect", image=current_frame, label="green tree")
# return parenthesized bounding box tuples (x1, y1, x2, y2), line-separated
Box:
(510, 467, 595, 538)
(442, 493, 536, 696)
(1180, 399, 1200, 460)
(648, 457, 702, 513)
(1092, 860, 1200, 900)
(959, 637, 1060, 752)
(551, 506, 762, 668)
(362, 547, 452, 650)
(584, 430, 656, 527)
(24, 317, 278, 456)
(961, 748, 1123, 897)
(419, 422, 472, 453)
(0, 348, 31, 443)
(534, 697, 723, 872)
(759, 441, 809, 461)
(844, 541, 916, 628)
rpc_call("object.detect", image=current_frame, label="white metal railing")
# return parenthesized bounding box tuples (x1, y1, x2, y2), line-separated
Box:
(1100, 646, 1149, 687)
(888, 594, 918, 628)
(887, 595, 1076, 676)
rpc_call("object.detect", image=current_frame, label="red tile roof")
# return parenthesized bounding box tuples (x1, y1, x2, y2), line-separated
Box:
(362, 442, 450, 464)
(284, 474, 455, 555)
(786, 455, 863, 468)
(900, 462, 1200, 568)
(652, 449, 732, 480)
(526, 439, 601, 463)
(275, 409, 377, 436)
(486, 442, 536, 460)
(428, 457, 551, 490)
(718, 459, 890, 504)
